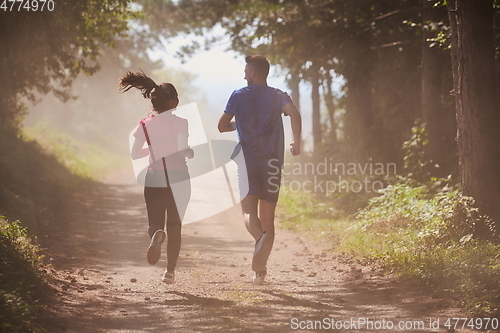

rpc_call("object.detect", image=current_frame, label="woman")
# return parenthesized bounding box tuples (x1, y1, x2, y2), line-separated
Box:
(119, 71, 193, 284)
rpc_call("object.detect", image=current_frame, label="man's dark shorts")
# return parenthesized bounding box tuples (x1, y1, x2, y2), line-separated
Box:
(238, 158, 282, 203)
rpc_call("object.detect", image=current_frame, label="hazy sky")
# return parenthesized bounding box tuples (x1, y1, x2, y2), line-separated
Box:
(153, 35, 314, 148)
(155, 37, 289, 109)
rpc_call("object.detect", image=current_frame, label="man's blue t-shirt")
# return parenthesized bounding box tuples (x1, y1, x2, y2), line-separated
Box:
(224, 84, 292, 166)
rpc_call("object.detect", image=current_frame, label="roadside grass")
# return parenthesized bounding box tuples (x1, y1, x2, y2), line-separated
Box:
(22, 120, 127, 181)
(0, 219, 48, 333)
(277, 185, 500, 317)
(276, 189, 353, 249)
(1, 125, 88, 237)
(0, 123, 126, 332)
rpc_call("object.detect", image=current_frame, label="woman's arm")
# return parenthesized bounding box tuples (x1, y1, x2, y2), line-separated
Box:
(177, 131, 194, 159)
(130, 137, 149, 160)
(177, 121, 194, 158)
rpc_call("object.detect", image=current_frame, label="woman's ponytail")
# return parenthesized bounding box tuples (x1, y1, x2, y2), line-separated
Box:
(118, 70, 158, 99)
(119, 71, 178, 112)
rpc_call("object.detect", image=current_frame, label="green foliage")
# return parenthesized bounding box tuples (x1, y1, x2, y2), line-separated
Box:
(0, 125, 93, 236)
(280, 152, 391, 216)
(356, 184, 474, 244)
(0, 219, 47, 333)
(399, 120, 458, 190)
(0, 0, 137, 124)
(401, 121, 432, 183)
(277, 189, 351, 246)
(353, 184, 499, 316)
(145, 0, 428, 164)
(0, 123, 107, 331)
(278, 182, 499, 316)
(24, 52, 206, 156)
(278, 189, 344, 228)
(0, 220, 42, 267)
(22, 121, 127, 180)
(426, 28, 451, 50)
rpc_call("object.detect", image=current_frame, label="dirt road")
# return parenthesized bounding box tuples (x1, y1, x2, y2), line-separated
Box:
(44, 172, 481, 333)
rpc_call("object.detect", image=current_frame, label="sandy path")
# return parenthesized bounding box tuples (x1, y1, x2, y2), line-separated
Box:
(44, 172, 482, 333)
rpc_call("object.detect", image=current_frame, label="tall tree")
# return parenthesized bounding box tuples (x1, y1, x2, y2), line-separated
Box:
(0, 0, 135, 126)
(422, 0, 447, 176)
(310, 63, 322, 148)
(323, 70, 339, 146)
(420, 0, 458, 178)
(287, 69, 302, 113)
(140, 0, 447, 166)
(448, 0, 500, 237)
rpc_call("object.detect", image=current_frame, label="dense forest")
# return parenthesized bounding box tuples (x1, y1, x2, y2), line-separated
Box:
(1, 0, 499, 330)
(137, 0, 500, 239)
(3, 0, 500, 233)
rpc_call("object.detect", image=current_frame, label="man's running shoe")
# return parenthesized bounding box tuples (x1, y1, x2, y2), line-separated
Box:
(253, 271, 267, 285)
(147, 229, 166, 265)
(161, 270, 175, 284)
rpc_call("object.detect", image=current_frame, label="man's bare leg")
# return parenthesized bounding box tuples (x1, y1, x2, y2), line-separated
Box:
(259, 199, 277, 237)
(241, 195, 262, 240)
(251, 199, 277, 276)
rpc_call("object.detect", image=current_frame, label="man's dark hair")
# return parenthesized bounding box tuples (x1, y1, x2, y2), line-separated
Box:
(245, 55, 270, 77)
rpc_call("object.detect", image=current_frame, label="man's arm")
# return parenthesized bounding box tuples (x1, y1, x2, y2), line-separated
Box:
(218, 113, 236, 133)
(283, 103, 302, 156)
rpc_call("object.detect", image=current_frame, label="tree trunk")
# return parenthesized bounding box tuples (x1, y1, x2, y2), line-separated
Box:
(448, 0, 500, 238)
(311, 64, 322, 148)
(323, 71, 338, 146)
(422, 0, 447, 177)
(346, 63, 373, 159)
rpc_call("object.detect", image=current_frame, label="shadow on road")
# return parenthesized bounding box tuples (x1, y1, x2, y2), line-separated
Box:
(45, 179, 474, 333)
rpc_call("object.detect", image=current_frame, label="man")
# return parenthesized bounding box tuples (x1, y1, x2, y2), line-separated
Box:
(218, 55, 302, 284)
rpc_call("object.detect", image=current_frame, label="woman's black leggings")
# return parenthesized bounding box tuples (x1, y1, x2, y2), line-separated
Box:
(144, 185, 184, 272)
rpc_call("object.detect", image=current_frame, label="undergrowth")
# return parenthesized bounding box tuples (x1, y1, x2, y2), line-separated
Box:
(0, 219, 47, 333)
(22, 120, 127, 181)
(0, 122, 123, 332)
(278, 122, 498, 317)
(277, 189, 352, 247)
(278, 185, 500, 317)
(354, 184, 499, 316)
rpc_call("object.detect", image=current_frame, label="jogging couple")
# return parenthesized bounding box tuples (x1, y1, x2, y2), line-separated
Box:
(120, 55, 302, 285)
